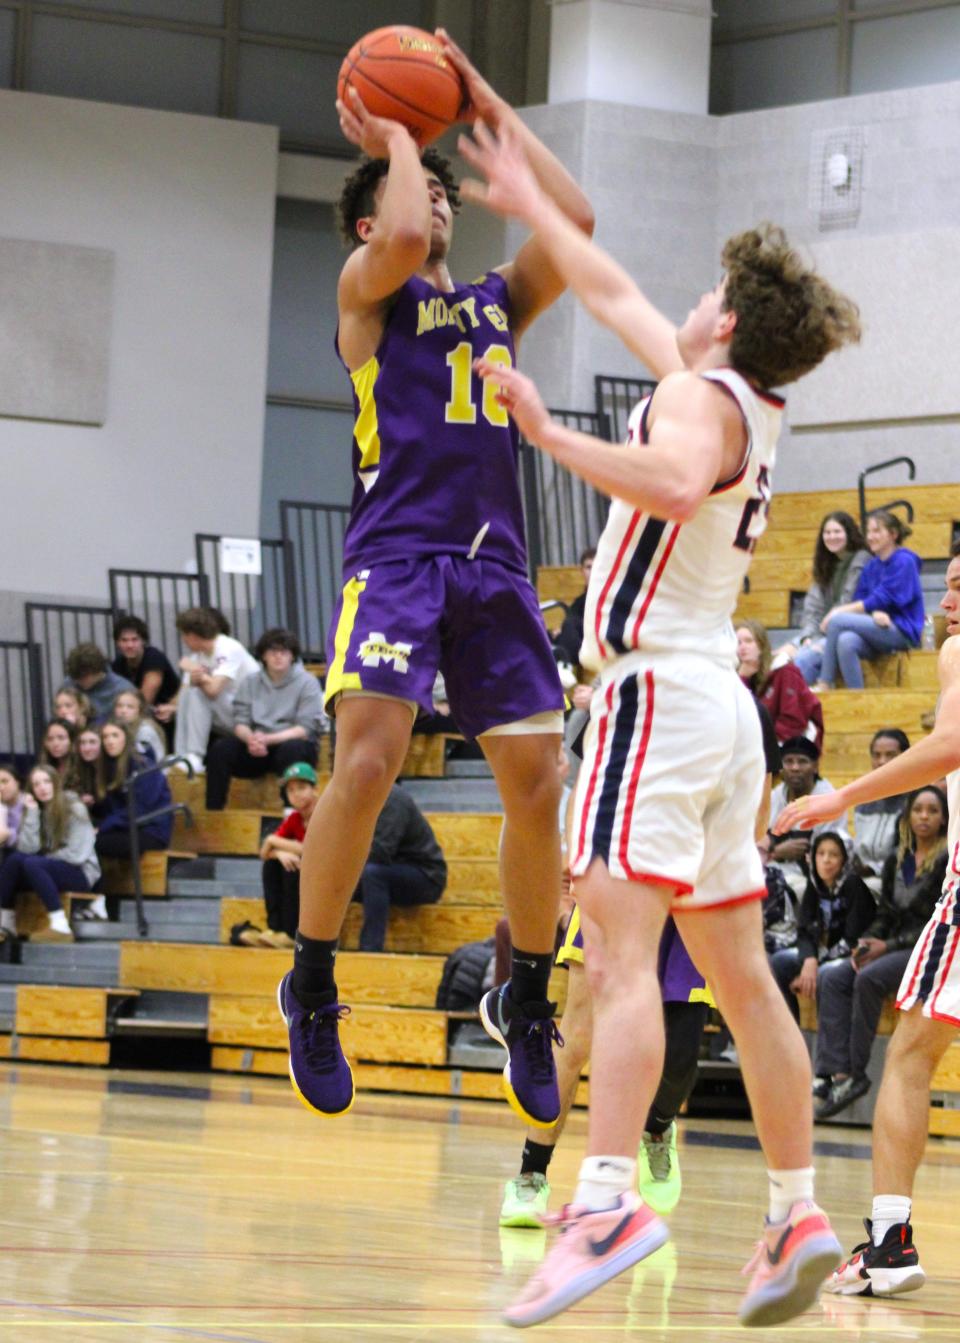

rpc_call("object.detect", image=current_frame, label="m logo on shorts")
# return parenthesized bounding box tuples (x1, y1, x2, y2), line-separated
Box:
(359, 632, 413, 674)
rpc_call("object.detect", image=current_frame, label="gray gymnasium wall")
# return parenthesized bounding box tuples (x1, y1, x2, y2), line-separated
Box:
(502, 76, 960, 494)
(0, 89, 278, 639)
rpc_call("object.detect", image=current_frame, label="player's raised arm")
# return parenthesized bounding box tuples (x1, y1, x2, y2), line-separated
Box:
(460, 121, 683, 379)
(776, 635, 960, 835)
(438, 30, 595, 336)
(475, 363, 735, 523)
(336, 89, 432, 315)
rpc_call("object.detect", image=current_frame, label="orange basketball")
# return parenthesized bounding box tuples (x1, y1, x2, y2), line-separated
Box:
(338, 26, 467, 148)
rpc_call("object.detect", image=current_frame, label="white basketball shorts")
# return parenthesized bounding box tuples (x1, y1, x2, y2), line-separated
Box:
(896, 910, 960, 1028)
(569, 651, 766, 910)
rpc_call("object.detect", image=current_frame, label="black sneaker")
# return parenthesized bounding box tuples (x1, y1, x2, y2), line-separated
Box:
(815, 1073, 870, 1119)
(826, 1218, 925, 1296)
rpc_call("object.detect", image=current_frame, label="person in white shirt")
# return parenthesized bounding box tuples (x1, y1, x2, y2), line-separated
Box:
(172, 608, 258, 775)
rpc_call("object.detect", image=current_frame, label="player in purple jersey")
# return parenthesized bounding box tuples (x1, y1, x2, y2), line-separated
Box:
(277, 31, 595, 1128)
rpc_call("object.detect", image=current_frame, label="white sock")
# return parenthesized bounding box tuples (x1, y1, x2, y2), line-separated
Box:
(48, 909, 72, 933)
(872, 1195, 911, 1244)
(574, 1155, 636, 1212)
(87, 895, 107, 918)
(768, 1167, 815, 1223)
(0, 909, 16, 934)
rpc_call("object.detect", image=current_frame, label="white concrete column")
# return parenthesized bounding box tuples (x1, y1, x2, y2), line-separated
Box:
(547, 0, 712, 114)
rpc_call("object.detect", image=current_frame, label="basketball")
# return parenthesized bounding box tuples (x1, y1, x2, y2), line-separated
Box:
(338, 26, 467, 148)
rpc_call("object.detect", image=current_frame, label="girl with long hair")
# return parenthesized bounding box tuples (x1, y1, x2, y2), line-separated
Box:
(814, 785, 949, 1118)
(0, 765, 100, 942)
(38, 717, 79, 789)
(112, 688, 166, 764)
(93, 719, 173, 863)
(784, 512, 867, 681)
(737, 619, 823, 748)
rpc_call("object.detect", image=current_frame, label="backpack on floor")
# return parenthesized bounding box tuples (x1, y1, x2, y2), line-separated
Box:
(435, 937, 496, 1011)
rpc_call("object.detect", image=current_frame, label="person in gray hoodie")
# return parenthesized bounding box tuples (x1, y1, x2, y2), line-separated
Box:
(205, 629, 325, 810)
(0, 764, 100, 942)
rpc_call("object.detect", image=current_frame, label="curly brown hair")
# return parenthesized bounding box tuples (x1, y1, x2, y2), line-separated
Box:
(336, 147, 461, 248)
(722, 225, 861, 388)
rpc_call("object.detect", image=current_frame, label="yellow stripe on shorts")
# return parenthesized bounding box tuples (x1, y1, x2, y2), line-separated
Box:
(324, 573, 367, 704)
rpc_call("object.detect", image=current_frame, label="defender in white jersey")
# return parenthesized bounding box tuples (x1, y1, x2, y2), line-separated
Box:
(777, 544, 960, 1299)
(463, 121, 861, 1330)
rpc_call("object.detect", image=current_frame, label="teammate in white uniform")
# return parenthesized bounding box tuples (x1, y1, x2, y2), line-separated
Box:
(462, 121, 861, 1329)
(776, 542, 960, 1298)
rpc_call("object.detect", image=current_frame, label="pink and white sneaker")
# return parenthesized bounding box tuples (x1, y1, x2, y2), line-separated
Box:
(503, 1193, 668, 1329)
(739, 1200, 842, 1328)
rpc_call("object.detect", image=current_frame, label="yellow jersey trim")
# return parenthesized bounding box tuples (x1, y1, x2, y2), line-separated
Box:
(350, 356, 381, 471)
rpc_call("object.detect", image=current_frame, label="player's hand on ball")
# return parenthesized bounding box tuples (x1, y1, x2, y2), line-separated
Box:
(436, 27, 504, 126)
(773, 790, 846, 834)
(336, 86, 412, 158)
(458, 121, 542, 225)
(474, 358, 551, 445)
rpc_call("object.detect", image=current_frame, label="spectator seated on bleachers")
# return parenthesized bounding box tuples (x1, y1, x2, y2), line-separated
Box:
(204, 628, 323, 811)
(799, 509, 924, 692)
(74, 727, 101, 810)
(112, 688, 166, 764)
(851, 728, 910, 895)
(92, 720, 173, 862)
(814, 785, 949, 1120)
(761, 736, 848, 896)
(171, 607, 258, 777)
(62, 642, 136, 724)
(53, 686, 92, 730)
(0, 765, 100, 943)
(249, 762, 321, 950)
(551, 547, 596, 681)
(0, 765, 26, 871)
(769, 831, 874, 1027)
(737, 619, 823, 748)
(777, 511, 868, 678)
(38, 717, 79, 790)
(111, 615, 180, 728)
(355, 784, 447, 952)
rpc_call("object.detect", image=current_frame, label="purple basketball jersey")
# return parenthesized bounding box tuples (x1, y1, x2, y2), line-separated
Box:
(337, 272, 529, 575)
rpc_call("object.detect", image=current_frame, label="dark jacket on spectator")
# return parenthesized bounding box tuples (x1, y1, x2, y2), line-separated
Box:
(94, 759, 174, 845)
(795, 860, 876, 964)
(368, 786, 446, 891)
(553, 591, 587, 668)
(868, 848, 949, 952)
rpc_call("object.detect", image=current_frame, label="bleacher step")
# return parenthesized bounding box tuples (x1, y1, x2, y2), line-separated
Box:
(0, 944, 121, 988)
(113, 990, 208, 1037)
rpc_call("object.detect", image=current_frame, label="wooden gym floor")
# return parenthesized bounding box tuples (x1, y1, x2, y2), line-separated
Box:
(1, 1063, 958, 1343)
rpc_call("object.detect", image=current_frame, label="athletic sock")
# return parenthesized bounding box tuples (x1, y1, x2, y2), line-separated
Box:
(520, 1138, 556, 1178)
(871, 1195, 912, 1244)
(574, 1155, 636, 1212)
(0, 909, 16, 934)
(292, 931, 339, 1008)
(767, 1166, 815, 1223)
(508, 947, 554, 1008)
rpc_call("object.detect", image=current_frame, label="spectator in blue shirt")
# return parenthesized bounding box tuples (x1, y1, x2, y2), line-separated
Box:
(807, 510, 923, 691)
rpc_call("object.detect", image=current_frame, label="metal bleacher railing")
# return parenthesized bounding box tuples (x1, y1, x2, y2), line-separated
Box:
(108, 569, 207, 664)
(193, 534, 296, 652)
(24, 601, 116, 731)
(0, 640, 42, 766)
(520, 408, 612, 573)
(280, 501, 350, 663)
(594, 373, 657, 445)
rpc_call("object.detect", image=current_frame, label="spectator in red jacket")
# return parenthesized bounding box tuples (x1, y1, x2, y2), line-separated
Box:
(737, 620, 824, 750)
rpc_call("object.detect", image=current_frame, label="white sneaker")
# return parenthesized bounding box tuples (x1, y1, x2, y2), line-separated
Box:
(174, 753, 205, 775)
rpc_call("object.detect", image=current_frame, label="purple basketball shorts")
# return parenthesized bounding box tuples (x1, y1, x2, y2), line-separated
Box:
(324, 554, 564, 740)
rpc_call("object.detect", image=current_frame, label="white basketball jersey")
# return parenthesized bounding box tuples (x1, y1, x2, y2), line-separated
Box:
(580, 369, 784, 673)
(938, 763, 960, 923)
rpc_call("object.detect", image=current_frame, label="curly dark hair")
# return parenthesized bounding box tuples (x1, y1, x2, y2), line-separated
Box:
(336, 147, 461, 248)
(722, 224, 861, 388)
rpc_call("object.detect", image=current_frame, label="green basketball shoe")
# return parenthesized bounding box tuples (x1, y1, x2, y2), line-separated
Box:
(500, 1172, 551, 1228)
(638, 1122, 682, 1215)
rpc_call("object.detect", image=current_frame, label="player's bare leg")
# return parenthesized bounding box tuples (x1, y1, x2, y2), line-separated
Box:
(501, 963, 592, 1227)
(675, 899, 841, 1325)
(278, 695, 413, 1118)
(478, 731, 566, 1128)
(299, 696, 414, 939)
